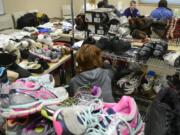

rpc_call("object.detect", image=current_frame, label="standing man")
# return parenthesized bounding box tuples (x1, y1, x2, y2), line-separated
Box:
(97, 0, 122, 17)
(123, 0, 140, 18)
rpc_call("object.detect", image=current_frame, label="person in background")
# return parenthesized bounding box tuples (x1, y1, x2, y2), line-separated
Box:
(150, 0, 173, 20)
(80, 0, 97, 13)
(97, 0, 122, 17)
(123, 0, 140, 18)
(69, 45, 115, 103)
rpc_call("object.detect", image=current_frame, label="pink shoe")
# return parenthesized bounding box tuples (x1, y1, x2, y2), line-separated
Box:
(103, 96, 144, 135)
(0, 80, 68, 118)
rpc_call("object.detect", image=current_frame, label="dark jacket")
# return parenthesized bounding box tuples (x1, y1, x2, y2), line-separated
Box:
(69, 68, 114, 102)
(123, 7, 140, 18)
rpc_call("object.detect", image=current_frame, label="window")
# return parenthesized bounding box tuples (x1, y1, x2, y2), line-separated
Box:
(0, 0, 5, 15)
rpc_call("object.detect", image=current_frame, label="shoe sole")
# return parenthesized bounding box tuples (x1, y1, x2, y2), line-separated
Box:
(0, 93, 69, 118)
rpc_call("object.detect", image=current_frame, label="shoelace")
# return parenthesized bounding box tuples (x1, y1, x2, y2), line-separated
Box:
(76, 100, 106, 131)
(85, 114, 133, 135)
(76, 100, 132, 135)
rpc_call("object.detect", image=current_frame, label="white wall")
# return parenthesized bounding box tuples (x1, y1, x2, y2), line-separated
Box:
(3, 0, 179, 18)
(4, 0, 69, 18)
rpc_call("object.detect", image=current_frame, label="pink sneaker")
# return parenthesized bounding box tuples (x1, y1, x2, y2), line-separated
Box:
(103, 96, 144, 135)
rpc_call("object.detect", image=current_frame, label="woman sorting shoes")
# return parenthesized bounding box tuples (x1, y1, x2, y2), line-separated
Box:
(69, 44, 115, 102)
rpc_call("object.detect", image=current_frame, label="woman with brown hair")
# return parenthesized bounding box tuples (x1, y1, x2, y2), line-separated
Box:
(69, 44, 114, 102)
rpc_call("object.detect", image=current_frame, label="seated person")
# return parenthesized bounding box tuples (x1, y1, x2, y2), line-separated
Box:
(80, 0, 97, 13)
(69, 44, 115, 102)
(97, 0, 122, 17)
(150, 0, 173, 20)
(123, 0, 140, 18)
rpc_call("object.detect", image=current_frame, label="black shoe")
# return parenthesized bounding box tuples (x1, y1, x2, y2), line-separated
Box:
(111, 37, 131, 55)
(0, 53, 16, 67)
(8, 63, 31, 78)
(145, 88, 180, 135)
(96, 37, 113, 51)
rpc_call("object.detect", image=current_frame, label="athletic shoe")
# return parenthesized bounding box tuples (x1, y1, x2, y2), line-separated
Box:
(117, 72, 142, 95)
(5, 114, 39, 135)
(153, 77, 164, 94)
(53, 97, 144, 135)
(141, 71, 156, 93)
(164, 51, 180, 67)
(21, 116, 55, 135)
(140, 71, 156, 99)
(74, 85, 102, 105)
(103, 96, 144, 135)
(0, 80, 68, 118)
(53, 99, 103, 135)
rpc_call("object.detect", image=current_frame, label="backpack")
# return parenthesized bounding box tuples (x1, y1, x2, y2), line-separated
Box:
(17, 13, 38, 29)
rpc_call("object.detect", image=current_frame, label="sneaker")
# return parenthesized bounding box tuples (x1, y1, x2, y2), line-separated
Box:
(117, 72, 142, 95)
(142, 71, 156, 93)
(141, 71, 156, 99)
(153, 76, 165, 94)
(21, 116, 55, 135)
(41, 97, 78, 121)
(0, 81, 69, 118)
(53, 99, 103, 135)
(164, 51, 180, 67)
(103, 96, 144, 135)
(5, 115, 36, 135)
(74, 85, 102, 105)
(145, 87, 180, 135)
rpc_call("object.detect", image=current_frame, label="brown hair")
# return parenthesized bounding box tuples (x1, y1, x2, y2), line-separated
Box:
(130, 0, 136, 5)
(76, 44, 102, 73)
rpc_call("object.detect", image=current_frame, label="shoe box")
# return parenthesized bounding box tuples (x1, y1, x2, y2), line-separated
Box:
(87, 23, 108, 35)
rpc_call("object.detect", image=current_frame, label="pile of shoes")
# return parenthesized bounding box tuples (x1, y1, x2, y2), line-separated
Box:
(0, 74, 69, 118)
(29, 45, 62, 63)
(0, 49, 31, 78)
(0, 73, 144, 135)
(138, 40, 168, 60)
(108, 16, 130, 38)
(116, 70, 165, 100)
(96, 36, 131, 55)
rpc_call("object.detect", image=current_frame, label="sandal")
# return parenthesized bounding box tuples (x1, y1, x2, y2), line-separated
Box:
(19, 61, 44, 74)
